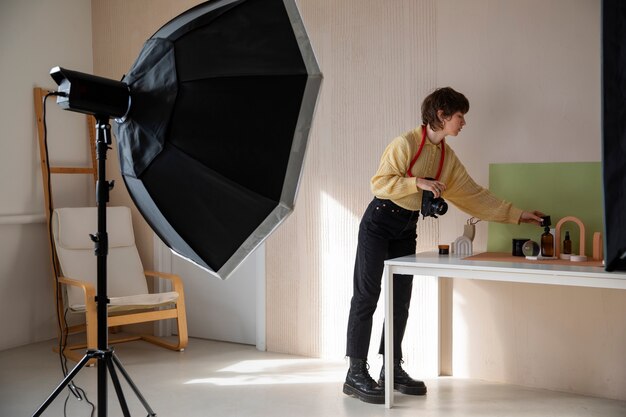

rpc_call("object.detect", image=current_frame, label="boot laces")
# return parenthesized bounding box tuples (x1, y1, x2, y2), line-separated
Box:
(363, 362, 376, 383)
(395, 359, 411, 379)
(355, 361, 376, 384)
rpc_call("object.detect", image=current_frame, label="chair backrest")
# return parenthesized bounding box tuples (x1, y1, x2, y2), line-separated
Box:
(52, 206, 149, 309)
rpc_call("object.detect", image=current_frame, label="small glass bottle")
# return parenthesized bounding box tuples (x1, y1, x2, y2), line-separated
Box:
(541, 226, 554, 257)
(563, 231, 572, 255)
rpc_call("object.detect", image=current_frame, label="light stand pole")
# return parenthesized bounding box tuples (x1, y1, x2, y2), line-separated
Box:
(32, 117, 156, 417)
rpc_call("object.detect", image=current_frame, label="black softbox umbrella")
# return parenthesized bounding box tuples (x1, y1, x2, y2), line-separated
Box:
(114, 0, 322, 279)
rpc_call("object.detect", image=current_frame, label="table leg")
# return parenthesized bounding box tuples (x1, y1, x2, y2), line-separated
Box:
(384, 264, 394, 408)
(439, 276, 453, 376)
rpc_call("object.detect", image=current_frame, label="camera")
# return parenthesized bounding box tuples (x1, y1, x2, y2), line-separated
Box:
(421, 178, 448, 218)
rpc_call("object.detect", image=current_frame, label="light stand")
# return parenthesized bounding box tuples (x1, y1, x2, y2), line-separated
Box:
(33, 117, 156, 417)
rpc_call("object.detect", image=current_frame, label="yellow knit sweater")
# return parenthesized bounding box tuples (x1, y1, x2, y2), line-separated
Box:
(370, 126, 523, 224)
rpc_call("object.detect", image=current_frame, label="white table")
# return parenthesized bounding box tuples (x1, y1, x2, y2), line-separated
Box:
(382, 252, 626, 408)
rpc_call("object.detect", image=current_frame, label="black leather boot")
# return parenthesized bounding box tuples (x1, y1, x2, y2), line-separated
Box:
(378, 358, 427, 395)
(343, 358, 385, 404)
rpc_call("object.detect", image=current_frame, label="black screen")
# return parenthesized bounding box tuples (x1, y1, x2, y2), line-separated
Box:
(602, 0, 626, 271)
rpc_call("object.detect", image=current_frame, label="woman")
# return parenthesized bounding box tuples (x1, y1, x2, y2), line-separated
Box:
(343, 87, 543, 404)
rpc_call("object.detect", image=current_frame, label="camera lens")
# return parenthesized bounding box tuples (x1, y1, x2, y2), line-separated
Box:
(432, 199, 448, 215)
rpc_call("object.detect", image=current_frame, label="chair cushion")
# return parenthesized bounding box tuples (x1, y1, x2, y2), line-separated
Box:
(52, 206, 153, 309)
(54, 206, 135, 249)
(69, 291, 180, 313)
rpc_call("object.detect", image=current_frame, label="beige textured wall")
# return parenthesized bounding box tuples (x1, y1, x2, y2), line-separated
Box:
(266, 0, 439, 359)
(436, 0, 626, 401)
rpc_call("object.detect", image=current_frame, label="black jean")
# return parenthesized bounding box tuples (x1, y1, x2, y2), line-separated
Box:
(346, 198, 419, 359)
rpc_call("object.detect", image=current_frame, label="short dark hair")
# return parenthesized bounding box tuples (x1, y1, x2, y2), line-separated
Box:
(421, 87, 470, 131)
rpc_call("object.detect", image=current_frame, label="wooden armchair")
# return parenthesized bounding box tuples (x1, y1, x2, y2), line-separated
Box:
(51, 206, 188, 362)
(35, 86, 187, 363)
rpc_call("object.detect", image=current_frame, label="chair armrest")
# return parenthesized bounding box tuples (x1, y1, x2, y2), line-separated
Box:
(57, 276, 97, 322)
(144, 270, 185, 294)
(58, 276, 96, 299)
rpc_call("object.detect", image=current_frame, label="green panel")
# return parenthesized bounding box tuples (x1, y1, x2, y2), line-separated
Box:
(487, 162, 603, 256)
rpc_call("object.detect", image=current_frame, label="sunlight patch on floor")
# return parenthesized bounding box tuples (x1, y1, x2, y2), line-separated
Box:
(185, 358, 345, 386)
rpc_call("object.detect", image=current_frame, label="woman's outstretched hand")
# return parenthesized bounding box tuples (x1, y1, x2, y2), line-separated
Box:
(519, 210, 544, 226)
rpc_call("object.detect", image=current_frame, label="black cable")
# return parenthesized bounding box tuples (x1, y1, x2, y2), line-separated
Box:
(64, 385, 95, 417)
(43, 91, 69, 377)
(42, 91, 96, 416)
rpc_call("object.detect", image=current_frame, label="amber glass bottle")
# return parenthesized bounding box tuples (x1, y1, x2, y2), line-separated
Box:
(541, 227, 554, 257)
(563, 231, 572, 255)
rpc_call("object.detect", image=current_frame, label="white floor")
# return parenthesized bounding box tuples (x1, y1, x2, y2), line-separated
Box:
(1, 337, 625, 417)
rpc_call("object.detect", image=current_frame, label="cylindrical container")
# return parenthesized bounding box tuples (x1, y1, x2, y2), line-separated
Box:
(563, 231, 572, 255)
(512, 238, 529, 256)
(541, 227, 554, 257)
(438, 244, 450, 255)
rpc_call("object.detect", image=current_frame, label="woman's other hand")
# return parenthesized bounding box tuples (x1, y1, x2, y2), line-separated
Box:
(416, 177, 446, 199)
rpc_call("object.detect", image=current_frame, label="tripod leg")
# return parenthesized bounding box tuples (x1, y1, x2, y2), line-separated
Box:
(106, 355, 132, 417)
(111, 353, 157, 416)
(32, 352, 96, 417)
